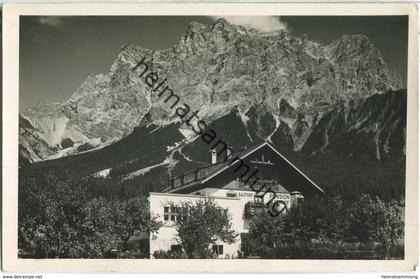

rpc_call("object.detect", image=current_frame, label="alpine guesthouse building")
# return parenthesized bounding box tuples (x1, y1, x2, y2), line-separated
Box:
(149, 142, 324, 258)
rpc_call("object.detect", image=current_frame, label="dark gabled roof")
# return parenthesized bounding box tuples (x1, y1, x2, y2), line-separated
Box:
(163, 142, 324, 194)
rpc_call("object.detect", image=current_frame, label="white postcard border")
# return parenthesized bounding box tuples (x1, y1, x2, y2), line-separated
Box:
(2, 3, 418, 272)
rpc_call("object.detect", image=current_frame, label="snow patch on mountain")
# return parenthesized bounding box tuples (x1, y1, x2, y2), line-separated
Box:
(94, 168, 111, 178)
(267, 113, 281, 143)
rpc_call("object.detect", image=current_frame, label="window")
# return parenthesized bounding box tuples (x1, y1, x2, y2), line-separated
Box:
(226, 190, 237, 198)
(163, 206, 178, 222)
(212, 245, 223, 256)
(254, 195, 264, 204)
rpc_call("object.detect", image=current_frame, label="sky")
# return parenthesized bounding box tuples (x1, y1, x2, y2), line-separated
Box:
(20, 16, 408, 111)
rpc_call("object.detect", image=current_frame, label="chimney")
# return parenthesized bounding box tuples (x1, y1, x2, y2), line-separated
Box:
(226, 146, 233, 159)
(211, 148, 217, 164)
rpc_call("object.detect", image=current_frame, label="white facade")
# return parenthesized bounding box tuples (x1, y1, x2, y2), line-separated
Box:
(149, 188, 291, 258)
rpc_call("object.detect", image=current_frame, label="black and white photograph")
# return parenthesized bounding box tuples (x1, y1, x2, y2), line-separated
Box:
(2, 2, 418, 273)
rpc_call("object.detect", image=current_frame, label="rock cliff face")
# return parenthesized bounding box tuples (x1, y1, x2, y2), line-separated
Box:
(302, 90, 406, 161)
(19, 18, 403, 164)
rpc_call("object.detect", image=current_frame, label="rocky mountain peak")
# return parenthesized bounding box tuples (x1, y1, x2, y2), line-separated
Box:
(188, 21, 210, 33)
(327, 34, 379, 62)
(211, 18, 237, 32)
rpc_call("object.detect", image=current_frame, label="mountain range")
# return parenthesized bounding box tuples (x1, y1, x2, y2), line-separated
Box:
(19, 18, 406, 194)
